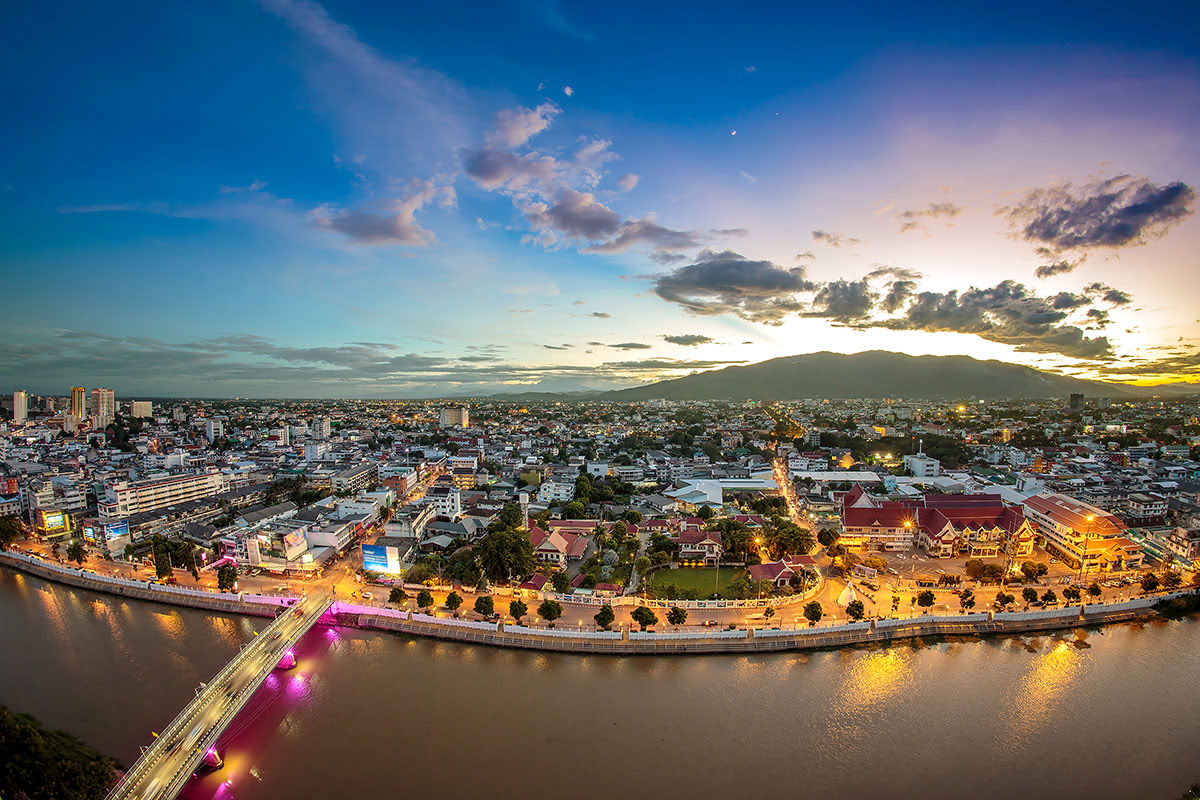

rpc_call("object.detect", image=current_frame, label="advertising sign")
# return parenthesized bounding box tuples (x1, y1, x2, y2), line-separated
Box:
(82, 526, 96, 542)
(103, 520, 130, 541)
(36, 509, 68, 532)
(283, 530, 306, 551)
(361, 544, 402, 574)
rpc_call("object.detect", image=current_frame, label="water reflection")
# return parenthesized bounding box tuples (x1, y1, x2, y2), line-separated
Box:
(997, 638, 1085, 751)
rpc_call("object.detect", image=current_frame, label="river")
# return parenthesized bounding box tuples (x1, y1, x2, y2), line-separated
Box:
(2, 566, 1198, 800)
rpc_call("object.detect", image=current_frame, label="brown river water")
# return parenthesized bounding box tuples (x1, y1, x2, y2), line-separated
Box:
(2, 566, 1198, 800)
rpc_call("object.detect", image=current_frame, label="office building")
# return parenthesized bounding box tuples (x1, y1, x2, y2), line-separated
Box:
(313, 416, 331, 438)
(70, 386, 86, 418)
(130, 400, 153, 418)
(205, 419, 223, 443)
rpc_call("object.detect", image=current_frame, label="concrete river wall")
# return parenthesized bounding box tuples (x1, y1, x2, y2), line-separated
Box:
(2, 550, 1191, 655)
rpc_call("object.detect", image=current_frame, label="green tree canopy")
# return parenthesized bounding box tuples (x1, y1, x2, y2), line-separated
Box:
(631, 605, 658, 630)
(594, 604, 615, 630)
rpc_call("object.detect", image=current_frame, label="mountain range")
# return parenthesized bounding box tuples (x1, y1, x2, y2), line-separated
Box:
(583, 351, 1194, 401)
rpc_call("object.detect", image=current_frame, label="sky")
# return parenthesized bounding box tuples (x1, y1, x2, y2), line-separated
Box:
(1, 0, 1198, 398)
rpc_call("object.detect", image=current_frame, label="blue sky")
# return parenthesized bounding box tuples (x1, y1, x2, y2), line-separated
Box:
(2, 0, 1198, 397)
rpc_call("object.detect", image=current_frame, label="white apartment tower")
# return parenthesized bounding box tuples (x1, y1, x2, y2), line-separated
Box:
(205, 418, 224, 442)
(439, 406, 469, 428)
(91, 388, 115, 427)
(12, 390, 27, 423)
(313, 416, 331, 438)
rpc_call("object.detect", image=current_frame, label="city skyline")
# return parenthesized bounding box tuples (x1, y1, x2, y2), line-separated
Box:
(2, 0, 1198, 397)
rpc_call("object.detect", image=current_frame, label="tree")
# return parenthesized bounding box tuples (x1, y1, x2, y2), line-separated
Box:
(389, 586, 408, 604)
(634, 555, 652, 575)
(550, 571, 570, 594)
(1087, 582, 1102, 598)
(1141, 573, 1160, 593)
(994, 591, 1015, 609)
(562, 500, 586, 519)
(764, 606, 776, 622)
(1022, 587, 1039, 604)
(50, 541, 61, 560)
(697, 505, 714, 521)
(509, 599, 528, 621)
(594, 603, 615, 630)
(66, 540, 86, 566)
(1063, 586, 1081, 603)
(631, 605, 658, 630)
(0, 515, 21, 550)
(890, 595, 900, 614)
(964, 559, 1005, 583)
(473, 595, 494, 618)
(1041, 589, 1058, 605)
(622, 510, 643, 523)
(474, 528, 536, 583)
(845, 600, 865, 620)
(667, 606, 688, 626)
(1163, 570, 1183, 590)
(153, 545, 172, 579)
(1021, 561, 1048, 582)
(803, 601, 823, 624)
(445, 591, 463, 615)
(958, 589, 976, 611)
(816, 528, 838, 548)
(217, 565, 237, 591)
(537, 599, 563, 625)
(417, 589, 434, 612)
(916, 590, 936, 610)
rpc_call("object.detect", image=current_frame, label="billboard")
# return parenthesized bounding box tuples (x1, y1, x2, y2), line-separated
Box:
(362, 543, 402, 574)
(103, 520, 130, 541)
(82, 525, 97, 542)
(283, 530, 306, 551)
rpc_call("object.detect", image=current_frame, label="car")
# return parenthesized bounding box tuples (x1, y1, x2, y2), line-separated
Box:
(270, 631, 282, 641)
(361, 591, 373, 600)
(1050, 558, 1059, 564)
(702, 619, 718, 627)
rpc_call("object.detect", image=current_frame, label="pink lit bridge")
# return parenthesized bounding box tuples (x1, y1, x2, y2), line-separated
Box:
(105, 591, 335, 800)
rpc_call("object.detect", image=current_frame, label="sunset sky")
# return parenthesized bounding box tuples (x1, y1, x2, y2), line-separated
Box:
(2, 0, 1198, 397)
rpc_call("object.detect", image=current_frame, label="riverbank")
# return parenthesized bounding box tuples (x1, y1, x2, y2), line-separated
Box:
(2, 550, 1196, 655)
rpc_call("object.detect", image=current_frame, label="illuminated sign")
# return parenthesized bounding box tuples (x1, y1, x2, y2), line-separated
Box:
(103, 520, 130, 541)
(361, 544, 402, 574)
(283, 530, 306, 551)
(82, 526, 96, 542)
(36, 509, 68, 532)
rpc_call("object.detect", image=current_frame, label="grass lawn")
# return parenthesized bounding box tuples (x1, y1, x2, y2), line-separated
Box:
(647, 566, 745, 599)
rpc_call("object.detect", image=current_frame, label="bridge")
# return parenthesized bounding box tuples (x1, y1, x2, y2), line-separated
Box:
(105, 591, 334, 800)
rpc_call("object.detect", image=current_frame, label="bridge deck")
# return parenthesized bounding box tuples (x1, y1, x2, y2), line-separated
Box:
(106, 592, 334, 800)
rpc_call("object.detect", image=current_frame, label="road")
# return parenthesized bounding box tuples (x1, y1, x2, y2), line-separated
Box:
(106, 592, 333, 800)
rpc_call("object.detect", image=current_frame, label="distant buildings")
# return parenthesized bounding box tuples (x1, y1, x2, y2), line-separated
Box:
(91, 388, 115, 427)
(205, 418, 223, 442)
(130, 400, 153, 418)
(70, 386, 86, 419)
(1022, 493, 1144, 573)
(99, 469, 228, 521)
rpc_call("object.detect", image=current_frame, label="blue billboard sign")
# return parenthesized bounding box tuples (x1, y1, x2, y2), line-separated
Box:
(361, 544, 391, 573)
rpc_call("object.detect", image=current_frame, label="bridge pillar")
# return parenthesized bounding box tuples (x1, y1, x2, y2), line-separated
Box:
(277, 649, 297, 670)
(202, 747, 224, 769)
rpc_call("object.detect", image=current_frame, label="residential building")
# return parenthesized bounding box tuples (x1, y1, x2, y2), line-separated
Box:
(674, 529, 723, 566)
(331, 463, 377, 493)
(529, 526, 586, 568)
(130, 400, 153, 418)
(99, 468, 228, 521)
(536, 479, 575, 504)
(205, 419, 223, 443)
(313, 416, 331, 438)
(439, 406, 469, 428)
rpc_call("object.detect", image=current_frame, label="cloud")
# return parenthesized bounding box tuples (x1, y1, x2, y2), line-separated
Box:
(219, 180, 267, 194)
(616, 173, 639, 192)
(588, 311, 611, 318)
(662, 334, 713, 346)
(608, 342, 652, 350)
(862, 280, 1114, 359)
(1003, 174, 1195, 252)
(794, 251, 815, 261)
(1034, 259, 1080, 279)
(543, 344, 572, 350)
(563, 85, 574, 96)
(1084, 282, 1132, 305)
(488, 101, 560, 147)
(866, 265, 923, 281)
(896, 202, 962, 233)
(804, 279, 875, 321)
(308, 180, 454, 245)
(739, 171, 758, 183)
(651, 249, 816, 324)
(880, 279, 917, 313)
(811, 229, 862, 247)
(461, 148, 559, 190)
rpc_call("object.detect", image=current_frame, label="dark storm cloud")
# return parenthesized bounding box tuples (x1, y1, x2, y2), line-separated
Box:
(651, 250, 817, 324)
(880, 279, 917, 313)
(896, 202, 962, 233)
(662, 334, 714, 346)
(1004, 175, 1195, 252)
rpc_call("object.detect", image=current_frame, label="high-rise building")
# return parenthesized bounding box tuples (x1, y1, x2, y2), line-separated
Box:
(439, 405, 469, 428)
(91, 388, 115, 427)
(205, 419, 223, 442)
(1068, 392, 1084, 410)
(70, 386, 86, 418)
(12, 390, 27, 423)
(130, 400, 153, 418)
(313, 416, 331, 439)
